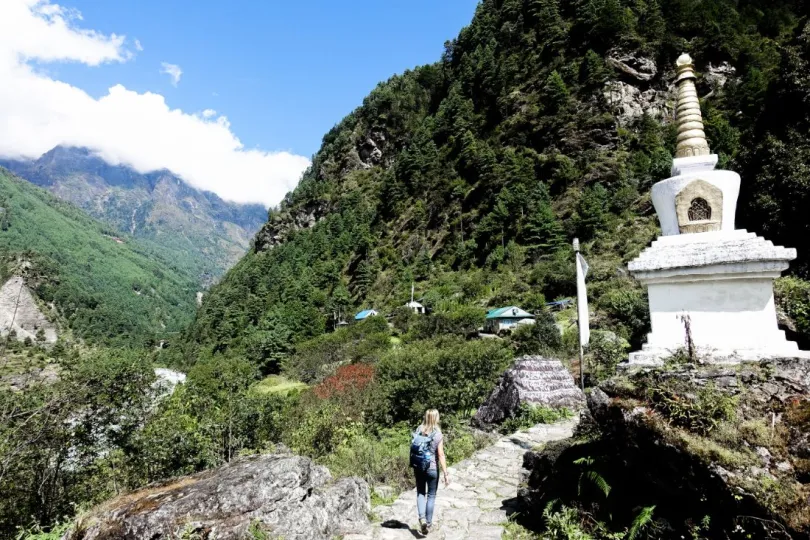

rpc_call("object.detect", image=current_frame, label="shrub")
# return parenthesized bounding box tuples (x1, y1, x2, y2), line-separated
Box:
(375, 337, 512, 423)
(313, 364, 375, 400)
(649, 381, 737, 435)
(775, 276, 810, 340)
(587, 331, 629, 382)
(596, 285, 650, 348)
(499, 403, 573, 434)
(412, 305, 484, 339)
(282, 400, 350, 458)
(285, 317, 391, 383)
(510, 311, 562, 355)
(322, 424, 412, 491)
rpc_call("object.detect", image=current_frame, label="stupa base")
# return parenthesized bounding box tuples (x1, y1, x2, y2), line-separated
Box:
(624, 343, 810, 367)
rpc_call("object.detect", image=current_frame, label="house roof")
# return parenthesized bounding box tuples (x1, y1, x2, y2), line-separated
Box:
(354, 309, 377, 320)
(405, 301, 424, 308)
(485, 306, 534, 319)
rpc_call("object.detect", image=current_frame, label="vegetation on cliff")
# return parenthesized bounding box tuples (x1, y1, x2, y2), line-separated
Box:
(0, 169, 197, 347)
(182, 0, 810, 371)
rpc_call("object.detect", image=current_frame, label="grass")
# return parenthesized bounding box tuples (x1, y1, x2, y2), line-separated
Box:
(252, 375, 308, 396)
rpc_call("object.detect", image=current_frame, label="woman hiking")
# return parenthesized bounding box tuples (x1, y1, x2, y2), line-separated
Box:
(410, 409, 449, 535)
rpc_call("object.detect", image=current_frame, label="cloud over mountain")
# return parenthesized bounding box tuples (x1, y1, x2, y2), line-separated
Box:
(0, 0, 309, 206)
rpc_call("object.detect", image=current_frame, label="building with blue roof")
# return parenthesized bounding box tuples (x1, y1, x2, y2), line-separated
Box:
(484, 306, 535, 334)
(354, 309, 379, 321)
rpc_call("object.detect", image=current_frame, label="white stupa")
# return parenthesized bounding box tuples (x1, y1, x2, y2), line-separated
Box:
(627, 54, 809, 365)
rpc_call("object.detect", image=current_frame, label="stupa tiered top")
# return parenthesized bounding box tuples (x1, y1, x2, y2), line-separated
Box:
(626, 54, 807, 365)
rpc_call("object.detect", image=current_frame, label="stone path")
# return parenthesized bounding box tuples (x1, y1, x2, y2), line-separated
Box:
(345, 419, 578, 540)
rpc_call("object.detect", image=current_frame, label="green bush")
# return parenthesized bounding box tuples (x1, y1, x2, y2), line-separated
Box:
(412, 305, 484, 339)
(510, 311, 562, 355)
(775, 276, 810, 340)
(499, 403, 573, 434)
(376, 337, 512, 423)
(587, 330, 629, 382)
(284, 317, 391, 383)
(322, 424, 412, 491)
(649, 381, 737, 435)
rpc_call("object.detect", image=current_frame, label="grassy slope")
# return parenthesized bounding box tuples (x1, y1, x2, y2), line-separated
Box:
(0, 169, 197, 347)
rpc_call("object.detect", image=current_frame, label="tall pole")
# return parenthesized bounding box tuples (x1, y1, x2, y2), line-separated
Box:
(573, 238, 584, 390)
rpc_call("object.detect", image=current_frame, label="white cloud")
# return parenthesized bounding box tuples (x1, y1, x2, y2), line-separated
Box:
(0, 0, 309, 207)
(202, 108, 216, 118)
(160, 62, 182, 86)
(134, 38, 143, 51)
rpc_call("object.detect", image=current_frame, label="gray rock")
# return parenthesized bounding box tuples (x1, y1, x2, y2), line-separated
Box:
(603, 81, 672, 124)
(474, 356, 585, 426)
(704, 62, 736, 90)
(68, 453, 370, 540)
(0, 276, 57, 343)
(606, 51, 658, 82)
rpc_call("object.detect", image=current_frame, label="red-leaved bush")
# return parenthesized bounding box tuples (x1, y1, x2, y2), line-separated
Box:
(314, 363, 375, 400)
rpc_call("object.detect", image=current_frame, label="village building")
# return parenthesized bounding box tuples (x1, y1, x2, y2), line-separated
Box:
(484, 306, 535, 334)
(403, 283, 425, 314)
(405, 300, 425, 315)
(354, 309, 378, 321)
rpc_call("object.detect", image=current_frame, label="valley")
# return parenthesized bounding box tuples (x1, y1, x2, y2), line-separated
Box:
(3, 0, 810, 539)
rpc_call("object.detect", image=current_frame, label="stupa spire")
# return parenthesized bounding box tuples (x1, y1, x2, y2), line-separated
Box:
(674, 54, 711, 158)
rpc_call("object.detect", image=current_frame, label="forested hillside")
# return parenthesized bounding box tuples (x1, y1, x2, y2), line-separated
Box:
(0, 168, 197, 347)
(182, 0, 810, 366)
(1, 146, 267, 284)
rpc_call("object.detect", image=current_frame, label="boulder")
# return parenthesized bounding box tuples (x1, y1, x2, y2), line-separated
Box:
(474, 356, 585, 426)
(67, 452, 370, 540)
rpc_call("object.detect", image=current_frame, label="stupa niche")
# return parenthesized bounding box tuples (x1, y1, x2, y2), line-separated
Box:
(626, 54, 809, 365)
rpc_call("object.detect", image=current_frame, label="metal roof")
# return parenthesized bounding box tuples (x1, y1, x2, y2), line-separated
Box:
(485, 306, 534, 319)
(354, 309, 377, 320)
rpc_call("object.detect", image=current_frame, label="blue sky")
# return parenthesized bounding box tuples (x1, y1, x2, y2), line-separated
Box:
(54, 0, 479, 158)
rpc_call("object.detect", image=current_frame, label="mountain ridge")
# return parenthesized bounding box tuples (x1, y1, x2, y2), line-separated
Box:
(0, 146, 268, 283)
(0, 167, 198, 347)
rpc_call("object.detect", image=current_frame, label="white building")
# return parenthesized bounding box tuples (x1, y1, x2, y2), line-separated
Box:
(626, 54, 808, 365)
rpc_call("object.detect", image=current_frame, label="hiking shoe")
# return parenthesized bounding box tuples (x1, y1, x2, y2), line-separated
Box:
(426, 523, 433, 535)
(419, 519, 428, 535)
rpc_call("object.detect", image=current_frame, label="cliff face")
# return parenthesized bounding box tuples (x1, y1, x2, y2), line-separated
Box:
(0, 276, 57, 344)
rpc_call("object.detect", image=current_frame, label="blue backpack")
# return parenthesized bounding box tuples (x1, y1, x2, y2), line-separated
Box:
(410, 429, 436, 471)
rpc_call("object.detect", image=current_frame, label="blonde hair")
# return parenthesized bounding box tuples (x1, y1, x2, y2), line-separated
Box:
(420, 409, 441, 435)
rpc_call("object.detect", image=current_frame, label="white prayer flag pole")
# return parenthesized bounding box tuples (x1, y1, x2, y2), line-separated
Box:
(574, 238, 589, 389)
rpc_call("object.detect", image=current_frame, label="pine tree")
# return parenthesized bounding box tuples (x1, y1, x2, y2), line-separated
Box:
(523, 188, 565, 259)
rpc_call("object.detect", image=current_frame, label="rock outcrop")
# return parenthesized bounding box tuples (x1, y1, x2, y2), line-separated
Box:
(474, 356, 585, 426)
(606, 50, 658, 82)
(517, 359, 810, 539)
(0, 276, 57, 343)
(254, 202, 326, 252)
(603, 81, 672, 123)
(68, 452, 370, 540)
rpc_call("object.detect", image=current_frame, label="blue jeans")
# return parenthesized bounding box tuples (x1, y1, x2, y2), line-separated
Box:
(415, 468, 439, 524)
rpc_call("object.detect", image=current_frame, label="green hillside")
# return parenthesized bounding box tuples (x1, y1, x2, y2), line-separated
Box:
(0, 168, 197, 347)
(182, 0, 810, 366)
